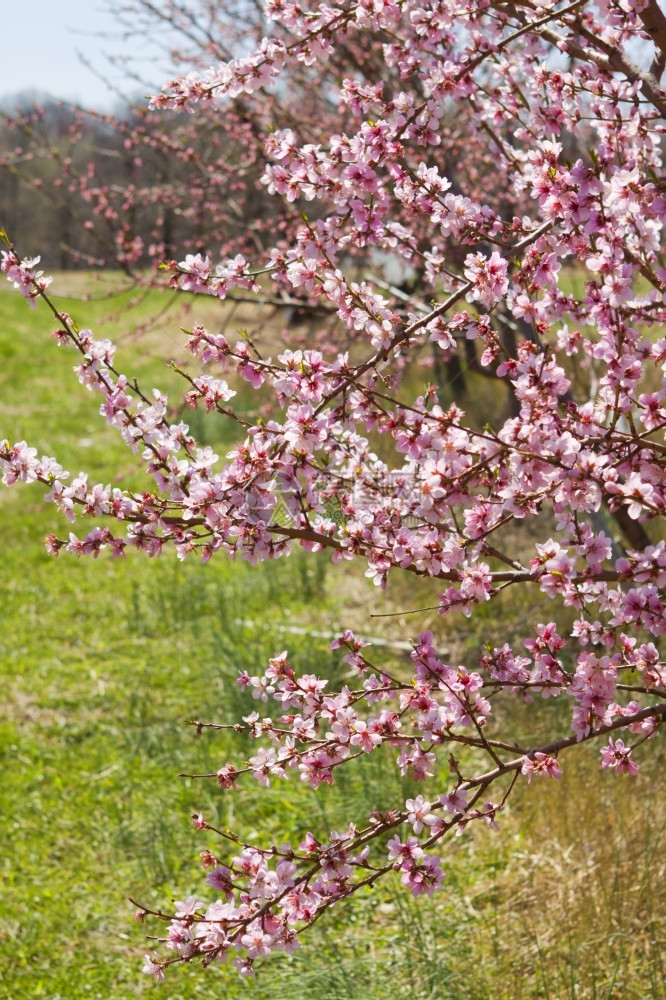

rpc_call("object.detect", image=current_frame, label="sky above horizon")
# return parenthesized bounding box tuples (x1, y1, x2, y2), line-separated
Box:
(1, 1, 173, 111)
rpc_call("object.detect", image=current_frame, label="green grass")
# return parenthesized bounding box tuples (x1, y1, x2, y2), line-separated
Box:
(0, 280, 468, 1000)
(1, 278, 665, 1000)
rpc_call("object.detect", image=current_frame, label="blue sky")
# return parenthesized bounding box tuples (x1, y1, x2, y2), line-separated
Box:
(0, 0, 172, 110)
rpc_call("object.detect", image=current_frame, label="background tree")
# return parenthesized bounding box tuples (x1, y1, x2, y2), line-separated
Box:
(1, 0, 538, 396)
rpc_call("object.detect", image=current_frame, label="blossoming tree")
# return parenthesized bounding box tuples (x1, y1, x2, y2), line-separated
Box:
(3, 0, 666, 981)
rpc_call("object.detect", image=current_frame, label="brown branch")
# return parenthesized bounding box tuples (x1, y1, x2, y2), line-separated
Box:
(640, 0, 666, 67)
(461, 703, 666, 791)
(538, 21, 666, 119)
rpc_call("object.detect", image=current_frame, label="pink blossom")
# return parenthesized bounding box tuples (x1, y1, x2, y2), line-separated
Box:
(173, 896, 204, 918)
(521, 753, 562, 782)
(400, 855, 446, 897)
(600, 738, 638, 775)
(463, 251, 509, 308)
(405, 795, 437, 834)
(142, 955, 165, 981)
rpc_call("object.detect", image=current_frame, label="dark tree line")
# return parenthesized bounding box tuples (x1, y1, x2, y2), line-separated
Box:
(0, 95, 277, 273)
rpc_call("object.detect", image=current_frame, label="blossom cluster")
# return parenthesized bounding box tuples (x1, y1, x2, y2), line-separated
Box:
(3, 0, 666, 980)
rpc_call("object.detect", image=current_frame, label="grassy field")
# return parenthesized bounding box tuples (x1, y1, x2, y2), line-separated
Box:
(0, 276, 664, 1000)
